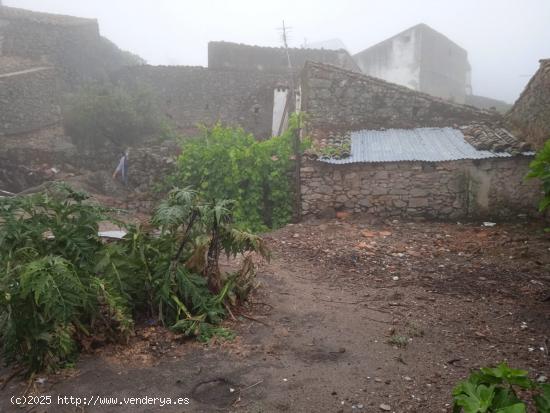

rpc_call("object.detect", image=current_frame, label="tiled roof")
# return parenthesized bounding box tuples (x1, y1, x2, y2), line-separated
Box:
(459, 123, 531, 153)
(320, 127, 533, 164)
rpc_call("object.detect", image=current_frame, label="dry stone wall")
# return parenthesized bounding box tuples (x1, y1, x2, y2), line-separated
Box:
(0, 6, 142, 90)
(114, 66, 288, 139)
(0, 126, 176, 196)
(208, 41, 360, 73)
(0, 66, 61, 135)
(507, 59, 550, 149)
(300, 157, 541, 220)
(300, 62, 499, 142)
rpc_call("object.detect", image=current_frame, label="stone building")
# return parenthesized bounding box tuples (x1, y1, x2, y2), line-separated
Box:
(114, 42, 361, 140)
(113, 65, 286, 139)
(208, 41, 360, 74)
(300, 62, 498, 141)
(353, 24, 471, 104)
(298, 62, 540, 220)
(0, 5, 145, 137)
(507, 59, 550, 149)
(0, 5, 363, 142)
(0, 5, 140, 90)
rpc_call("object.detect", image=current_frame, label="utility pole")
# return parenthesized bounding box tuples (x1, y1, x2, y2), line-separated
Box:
(278, 20, 302, 223)
(279, 20, 295, 99)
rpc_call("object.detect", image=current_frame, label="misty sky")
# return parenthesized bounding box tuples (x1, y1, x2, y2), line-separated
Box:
(5, 0, 550, 103)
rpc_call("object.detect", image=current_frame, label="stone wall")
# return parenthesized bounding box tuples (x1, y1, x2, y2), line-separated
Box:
(300, 157, 541, 220)
(507, 59, 550, 149)
(465, 94, 511, 113)
(0, 6, 142, 90)
(0, 64, 61, 135)
(62, 143, 177, 195)
(208, 41, 360, 74)
(114, 65, 289, 139)
(0, 126, 176, 196)
(122, 146, 176, 193)
(300, 62, 498, 142)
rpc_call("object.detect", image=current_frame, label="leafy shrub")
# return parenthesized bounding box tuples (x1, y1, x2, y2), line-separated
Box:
(527, 139, 550, 213)
(63, 85, 161, 150)
(170, 114, 307, 232)
(0, 184, 267, 375)
(387, 334, 409, 347)
(452, 363, 550, 413)
(0, 185, 127, 372)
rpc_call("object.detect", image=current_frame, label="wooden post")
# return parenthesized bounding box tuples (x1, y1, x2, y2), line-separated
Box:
(293, 117, 302, 223)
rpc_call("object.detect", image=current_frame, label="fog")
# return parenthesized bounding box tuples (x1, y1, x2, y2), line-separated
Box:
(5, 0, 550, 103)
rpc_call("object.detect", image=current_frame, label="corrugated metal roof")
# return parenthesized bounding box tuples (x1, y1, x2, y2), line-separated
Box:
(321, 127, 533, 164)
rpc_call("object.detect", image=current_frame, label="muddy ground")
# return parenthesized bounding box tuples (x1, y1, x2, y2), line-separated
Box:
(1, 217, 549, 412)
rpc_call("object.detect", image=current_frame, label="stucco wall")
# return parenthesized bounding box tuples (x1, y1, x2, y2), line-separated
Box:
(300, 157, 540, 220)
(300, 62, 497, 142)
(0, 65, 61, 135)
(114, 65, 290, 139)
(353, 26, 421, 91)
(353, 24, 470, 103)
(417, 25, 470, 104)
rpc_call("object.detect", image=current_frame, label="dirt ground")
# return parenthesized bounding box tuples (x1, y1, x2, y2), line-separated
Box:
(1, 217, 549, 413)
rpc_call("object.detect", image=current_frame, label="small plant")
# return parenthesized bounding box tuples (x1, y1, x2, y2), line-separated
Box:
(406, 322, 425, 338)
(317, 140, 351, 160)
(526, 139, 550, 214)
(388, 334, 409, 347)
(452, 363, 550, 413)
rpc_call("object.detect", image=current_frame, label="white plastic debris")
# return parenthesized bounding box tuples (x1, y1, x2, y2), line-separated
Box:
(520, 322, 528, 330)
(98, 230, 127, 239)
(483, 222, 496, 227)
